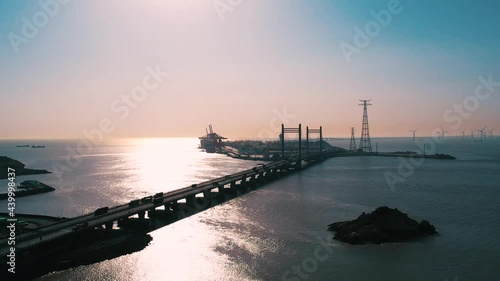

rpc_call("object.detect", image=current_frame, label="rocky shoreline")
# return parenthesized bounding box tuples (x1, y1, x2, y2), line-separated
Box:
(0, 156, 51, 179)
(328, 206, 437, 245)
(0, 229, 152, 281)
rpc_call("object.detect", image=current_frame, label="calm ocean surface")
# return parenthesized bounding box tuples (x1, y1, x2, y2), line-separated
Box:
(1, 137, 499, 281)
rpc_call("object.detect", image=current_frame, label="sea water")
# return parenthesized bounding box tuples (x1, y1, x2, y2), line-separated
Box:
(0, 137, 499, 281)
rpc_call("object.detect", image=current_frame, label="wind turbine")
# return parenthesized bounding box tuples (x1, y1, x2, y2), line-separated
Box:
(476, 126, 487, 142)
(410, 128, 418, 141)
(440, 126, 448, 140)
(488, 129, 494, 139)
(461, 129, 467, 140)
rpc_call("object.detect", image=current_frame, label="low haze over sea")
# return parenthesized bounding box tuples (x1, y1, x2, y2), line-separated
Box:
(1, 138, 499, 281)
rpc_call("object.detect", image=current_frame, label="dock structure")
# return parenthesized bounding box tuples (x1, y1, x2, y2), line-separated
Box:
(0, 147, 331, 261)
(199, 124, 227, 153)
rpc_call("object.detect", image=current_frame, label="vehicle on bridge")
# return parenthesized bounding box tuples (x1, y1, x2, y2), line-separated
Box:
(72, 221, 88, 231)
(94, 207, 109, 216)
(129, 199, 140, 206)
(154, 192, 163, 198)
(141, 196, 153, 203)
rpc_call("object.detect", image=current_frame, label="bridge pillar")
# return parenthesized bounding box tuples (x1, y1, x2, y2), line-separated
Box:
(249, 174, 257, 187)
(226, 181, 237, 195)
(104, 222, 113, 230)
(138, 211, 145, 219)
(216, 186, 225, 199)
(239, 177, 249, 190)
(171, 201, 179, 211)
(258, 172, 265, 183)
(203, 190, 211, 199)
(147, 208, 156, 218)
(186, 194, 195, 208)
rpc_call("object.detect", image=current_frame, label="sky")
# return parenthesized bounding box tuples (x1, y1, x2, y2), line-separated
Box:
(1, 0, 499, 139)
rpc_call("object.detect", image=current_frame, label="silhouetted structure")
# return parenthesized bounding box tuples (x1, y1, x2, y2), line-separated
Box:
(349, 127, 356, 151)
(410, 128, 418, 141)
(281, 124, 302, 166)
(476, 126, 487, 142)
(199, 124, 227, 153)
(439, 126, 448, 140)
(306, 126, 323, 159)
(359, 100, 373, 152)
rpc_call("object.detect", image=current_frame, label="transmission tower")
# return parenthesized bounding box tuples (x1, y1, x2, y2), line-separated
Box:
(359, 99, 373, 152)
(349, 127, 356, 151)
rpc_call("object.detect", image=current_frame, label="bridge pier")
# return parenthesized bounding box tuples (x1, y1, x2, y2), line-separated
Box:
(224, 181, 236, 195)
(147, 208, 156, 218)
(248, 174, 258, 187)
(214, 185, 225, 199)
(186, 194, 195, 208)
(239, 178, 250, 191)
(138, 211, 145, 219)
(171, 201, 179, 211)
(203, 190, 211, 200)
(104, 222, 113, 230)
(258, 172, 265, 183)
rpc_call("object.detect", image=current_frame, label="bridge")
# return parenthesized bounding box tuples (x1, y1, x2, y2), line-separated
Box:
(0, 150, 331, 260)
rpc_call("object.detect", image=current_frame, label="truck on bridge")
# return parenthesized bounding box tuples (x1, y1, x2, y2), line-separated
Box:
(94, 207, 109, 216)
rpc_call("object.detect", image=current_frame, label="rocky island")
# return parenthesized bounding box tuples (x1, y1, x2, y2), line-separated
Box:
(0, 156, 51, 179)
(0, 180, 55, 200)
(328, 206, 437, 245)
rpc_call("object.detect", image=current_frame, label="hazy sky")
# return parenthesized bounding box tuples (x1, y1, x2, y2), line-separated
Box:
(1, 0, 499, 139)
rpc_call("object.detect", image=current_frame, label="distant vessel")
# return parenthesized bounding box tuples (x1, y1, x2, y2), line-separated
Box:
(17, 145, 29, 147)
(199, 124, 226, 153)
(32, 145, 45, 148)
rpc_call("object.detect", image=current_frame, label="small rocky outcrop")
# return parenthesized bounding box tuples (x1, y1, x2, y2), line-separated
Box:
(328, 206, 437, 245)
